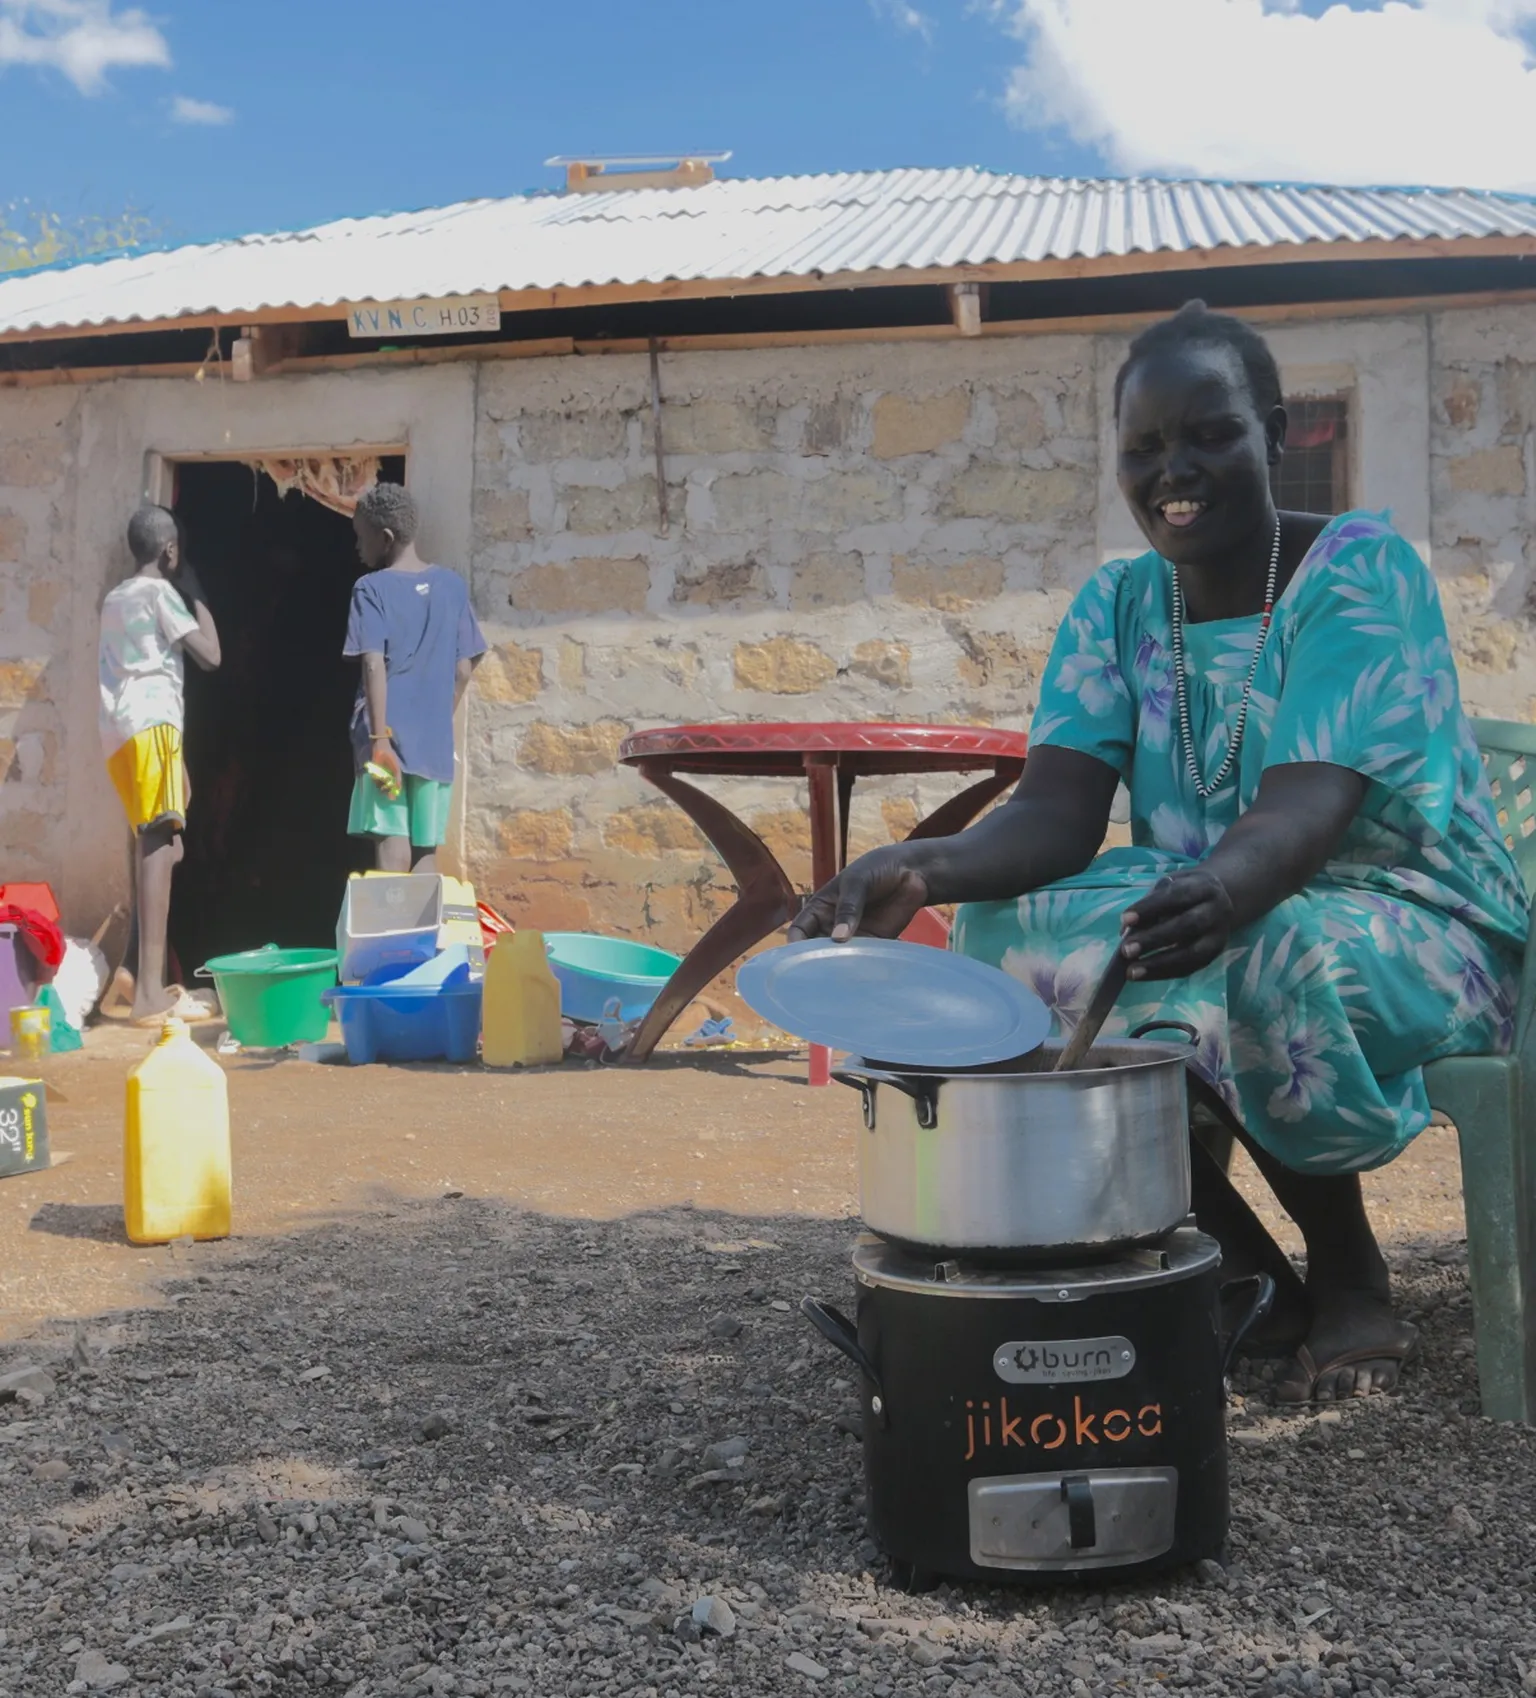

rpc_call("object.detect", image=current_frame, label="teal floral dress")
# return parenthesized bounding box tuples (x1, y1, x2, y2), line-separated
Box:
(952, 513, 1530, 1175)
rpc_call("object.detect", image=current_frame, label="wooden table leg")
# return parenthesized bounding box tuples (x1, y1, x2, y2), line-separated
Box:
(904, 760, 1025, 842)
(805, 755, 841, 1086)
(623, 764, 797, 1064)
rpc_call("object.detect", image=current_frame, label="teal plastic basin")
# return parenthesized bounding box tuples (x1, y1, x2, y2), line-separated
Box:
(541, 932, 682, 1023)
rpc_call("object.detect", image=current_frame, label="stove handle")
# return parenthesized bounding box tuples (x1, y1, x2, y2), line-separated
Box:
(799, 1297, 888, 1425)
(1219, 1272, 1276, 1378)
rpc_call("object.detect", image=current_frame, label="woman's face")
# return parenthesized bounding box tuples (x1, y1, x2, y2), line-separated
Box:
(1115, 341, 1284, 568)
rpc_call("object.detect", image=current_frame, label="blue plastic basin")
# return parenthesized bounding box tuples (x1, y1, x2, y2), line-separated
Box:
(541, 932, 682, 1024)
(323, 976, 483, 1065)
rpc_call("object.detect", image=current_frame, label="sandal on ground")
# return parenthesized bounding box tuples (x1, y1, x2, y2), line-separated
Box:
(132, 986, 219, 1027)
(1275, 1328, 1421, 1404)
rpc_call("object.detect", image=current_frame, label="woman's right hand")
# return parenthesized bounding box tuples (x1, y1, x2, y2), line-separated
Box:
(788, 845, 932, 942)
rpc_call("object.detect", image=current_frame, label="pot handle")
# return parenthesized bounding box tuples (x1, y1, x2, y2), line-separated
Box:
(800, 1297, 888, 1422)
(1219, 1272, 1276, 1378)
(830, 1066, 938, 1131)
(1128, 1020, 1200, 1047)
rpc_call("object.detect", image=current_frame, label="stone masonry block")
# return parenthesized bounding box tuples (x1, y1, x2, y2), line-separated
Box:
(0, 438, 65, 489)
(954, 630, 1048, 693)
(734, 637, 837, 694)
(518, 410, 629, 463)
(789, 551, 865, 610)
(26, 581, 64, 630)
(565, 478, 666, 536)
(653, 398, 776, 455)
(1447, 445, 1526, 498)
(0, 659, 45, 706)
(881, 797, 920, 840)
(891, 556, 1004, 611)
(710, 471, 792, 532)
(0, 510, 25, 560)
(1439, 382, 1481, 433)
(750, 807, 812, 861)
(602, 803, 705, 857)
(518, 720, 627, 776)
(474, 488, 533, 547)
(803, 396, 858, 456)
(670, 560, 773, 608)
(497, 808, 575, 860)
(871, 390, 970, 459)
(475, 642, 545, 704)
(798, 470, 902, 529)
(942, 464, 1091, 523)
(849, 640, 911, 689)
(510, 558, 649, 617)
(990, 390, 1050, 453)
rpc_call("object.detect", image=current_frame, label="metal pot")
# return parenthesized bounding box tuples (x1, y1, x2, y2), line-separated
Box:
(832, 1023, 1196, 1261)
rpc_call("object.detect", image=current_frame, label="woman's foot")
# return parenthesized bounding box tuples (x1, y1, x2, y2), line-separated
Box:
(131, 984, 218, 1026)
(1275, 1286, 1420, 1403)
(100, 964, 136, 1019)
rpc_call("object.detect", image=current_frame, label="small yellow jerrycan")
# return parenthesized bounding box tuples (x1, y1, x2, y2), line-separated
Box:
(481, 930, 564, 1068)
(124, 1017, 232, 1245)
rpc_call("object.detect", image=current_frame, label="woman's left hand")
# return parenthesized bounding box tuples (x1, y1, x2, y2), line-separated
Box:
(1120, 869, 1236, 980)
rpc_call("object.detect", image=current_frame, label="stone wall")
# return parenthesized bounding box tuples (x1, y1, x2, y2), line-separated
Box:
(1429, 304, 1536, 717)
(0, 387, 81, 881)
(463, 337, 1097, 953)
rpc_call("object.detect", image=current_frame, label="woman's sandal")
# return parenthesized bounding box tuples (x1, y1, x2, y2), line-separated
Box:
(131, 986, 219, 1028)
(1276, 1329, 1422, 1403)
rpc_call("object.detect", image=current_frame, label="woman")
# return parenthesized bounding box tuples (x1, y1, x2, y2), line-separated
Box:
(791, 302, 1529, 1404)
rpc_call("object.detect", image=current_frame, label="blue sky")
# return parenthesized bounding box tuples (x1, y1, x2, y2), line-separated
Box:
(0, 1, 1101, 245)
(2, 0, 1534, 248)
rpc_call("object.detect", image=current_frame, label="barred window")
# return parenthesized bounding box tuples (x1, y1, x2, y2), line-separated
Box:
(1273, 396, 1351, 515)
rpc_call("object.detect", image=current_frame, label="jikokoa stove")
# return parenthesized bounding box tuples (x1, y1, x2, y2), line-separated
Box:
(805, 1226, 1269, 1586)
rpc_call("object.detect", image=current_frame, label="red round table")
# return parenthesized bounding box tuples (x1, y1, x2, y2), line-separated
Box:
(617, 722, 1029, 1082)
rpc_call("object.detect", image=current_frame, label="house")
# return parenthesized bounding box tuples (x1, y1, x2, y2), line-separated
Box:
(1, 161, 1534, 967)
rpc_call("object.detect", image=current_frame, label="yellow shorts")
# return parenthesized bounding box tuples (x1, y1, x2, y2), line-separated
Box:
(107, 725, 189, 834)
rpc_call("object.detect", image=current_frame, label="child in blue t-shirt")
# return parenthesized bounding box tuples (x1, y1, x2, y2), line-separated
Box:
(345, 484, 486, 873)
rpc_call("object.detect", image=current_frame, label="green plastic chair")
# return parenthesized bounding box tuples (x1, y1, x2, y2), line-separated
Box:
(1423, 716, 1536, 1421)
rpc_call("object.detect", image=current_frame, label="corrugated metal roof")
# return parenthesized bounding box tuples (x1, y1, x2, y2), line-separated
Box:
(4, 168, 1536, 339)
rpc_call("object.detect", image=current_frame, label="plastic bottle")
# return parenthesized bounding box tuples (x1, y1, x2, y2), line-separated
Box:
(481, 930, 563, 1067)
(124, 1017, 232, 1245)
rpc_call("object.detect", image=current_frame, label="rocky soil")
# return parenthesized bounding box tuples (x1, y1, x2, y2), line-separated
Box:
(3, 1197, 1535, 1698)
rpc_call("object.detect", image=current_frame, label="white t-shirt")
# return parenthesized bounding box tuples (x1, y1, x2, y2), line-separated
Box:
(98, 576, 200, 757)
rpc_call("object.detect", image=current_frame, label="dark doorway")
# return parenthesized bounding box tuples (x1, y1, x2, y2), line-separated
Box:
(170, 456, 405, 974)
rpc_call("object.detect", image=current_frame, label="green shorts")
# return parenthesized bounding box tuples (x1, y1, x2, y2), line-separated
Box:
(348, 772, 455, 847)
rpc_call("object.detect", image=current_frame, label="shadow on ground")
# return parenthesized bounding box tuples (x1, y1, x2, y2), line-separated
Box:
(2, 1197, 1534, 1697)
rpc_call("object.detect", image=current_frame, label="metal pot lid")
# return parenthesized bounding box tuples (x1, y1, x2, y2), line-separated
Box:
(852, 1228, 1220, 1299)
(737, 938, 1051, 1069)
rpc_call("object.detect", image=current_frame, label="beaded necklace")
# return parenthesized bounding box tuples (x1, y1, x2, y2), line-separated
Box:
(1168, 520, 1281, 801)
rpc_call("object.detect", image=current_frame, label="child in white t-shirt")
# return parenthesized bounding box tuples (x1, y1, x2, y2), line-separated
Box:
(98, 505, 221, 1024)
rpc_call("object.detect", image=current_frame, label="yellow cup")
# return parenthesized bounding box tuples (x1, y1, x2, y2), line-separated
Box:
(10, 1005, 50, 1063)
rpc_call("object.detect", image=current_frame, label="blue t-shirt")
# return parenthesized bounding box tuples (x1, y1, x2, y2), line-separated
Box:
(344, 565, 486, 783)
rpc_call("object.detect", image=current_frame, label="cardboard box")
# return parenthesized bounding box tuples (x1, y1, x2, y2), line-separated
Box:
(0, 1077, 48, 1180)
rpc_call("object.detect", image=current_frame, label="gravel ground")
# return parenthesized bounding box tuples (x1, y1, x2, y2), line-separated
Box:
(4, 1196, 1536, 1698)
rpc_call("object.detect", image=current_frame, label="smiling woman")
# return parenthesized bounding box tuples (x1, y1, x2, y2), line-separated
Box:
(790, 301, 1531, 1408)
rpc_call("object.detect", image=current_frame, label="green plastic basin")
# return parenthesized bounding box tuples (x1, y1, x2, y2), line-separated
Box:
(200, 945, 339, 1048)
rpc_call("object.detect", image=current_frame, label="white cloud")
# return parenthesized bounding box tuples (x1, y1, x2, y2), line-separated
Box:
(0, 0, 170, 95)
(171, 94, 233, 126)
(996, 0, 1536, 191)
(872, 0, 935, 44)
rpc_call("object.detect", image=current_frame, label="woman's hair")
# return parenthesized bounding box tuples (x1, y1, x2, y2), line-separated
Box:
(355, 481, 419, 543)
(1114, 301, 1283, 420)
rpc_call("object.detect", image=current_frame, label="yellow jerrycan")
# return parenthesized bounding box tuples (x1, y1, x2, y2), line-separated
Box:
(482, 930, 563, 1068)
(124, 1017, 232, 1244)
